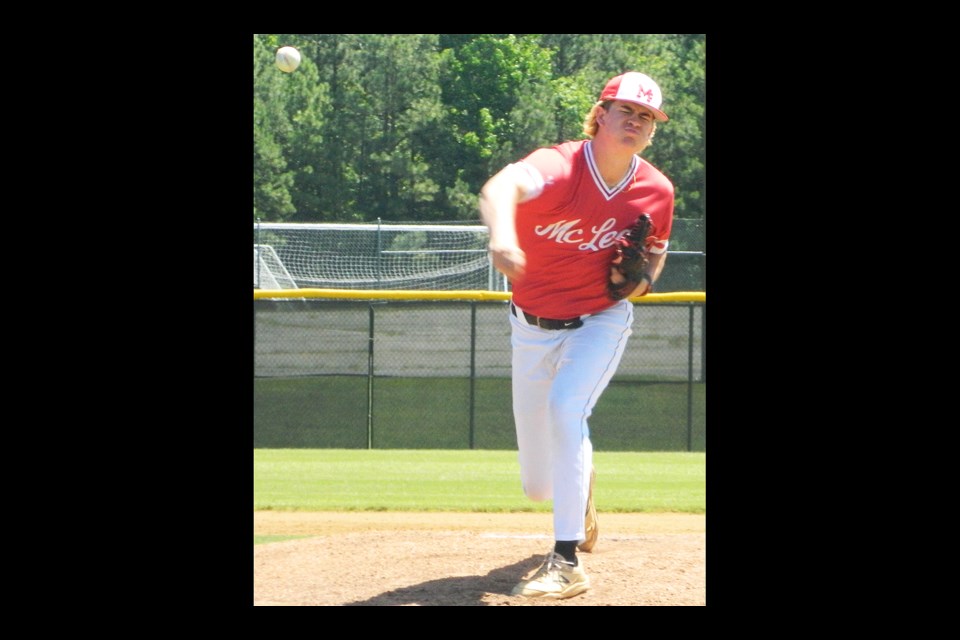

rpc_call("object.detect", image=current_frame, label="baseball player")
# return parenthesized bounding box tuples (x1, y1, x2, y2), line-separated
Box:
(479, 72, 675, 599)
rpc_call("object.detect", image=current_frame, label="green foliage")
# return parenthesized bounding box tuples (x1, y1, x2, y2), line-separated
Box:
(634, 35, 707, 219)
(253, 36, 296, 221)
(253, 34, 706, 222)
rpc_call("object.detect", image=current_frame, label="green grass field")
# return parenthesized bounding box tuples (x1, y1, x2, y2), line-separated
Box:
(254, 449, 705, 513)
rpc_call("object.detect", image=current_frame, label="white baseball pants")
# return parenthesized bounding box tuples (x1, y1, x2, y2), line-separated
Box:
(509, 298, 634, 542)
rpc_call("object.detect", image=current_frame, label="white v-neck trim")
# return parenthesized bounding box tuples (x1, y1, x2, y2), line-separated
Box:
(584, 140, 638, 201)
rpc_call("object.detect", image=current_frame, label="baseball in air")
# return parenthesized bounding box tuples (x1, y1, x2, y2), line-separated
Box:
(275, 46, 301, 73)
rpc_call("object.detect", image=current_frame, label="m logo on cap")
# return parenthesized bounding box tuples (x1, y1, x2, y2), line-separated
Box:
(636, 86, 654, 103)
(599, 71, 669, 122)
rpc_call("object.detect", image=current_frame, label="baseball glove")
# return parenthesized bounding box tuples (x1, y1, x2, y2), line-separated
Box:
(607, 214, 655, 300)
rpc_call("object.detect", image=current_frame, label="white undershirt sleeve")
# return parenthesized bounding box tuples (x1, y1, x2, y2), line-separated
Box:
(506, 161, 545, 203)
(648, 239, 670, 254)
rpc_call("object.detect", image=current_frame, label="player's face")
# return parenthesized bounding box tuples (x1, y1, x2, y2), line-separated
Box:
(600, 101, 656, 149)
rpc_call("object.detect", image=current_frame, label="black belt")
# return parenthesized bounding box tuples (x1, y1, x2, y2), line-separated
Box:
(511, 303, 583, 330)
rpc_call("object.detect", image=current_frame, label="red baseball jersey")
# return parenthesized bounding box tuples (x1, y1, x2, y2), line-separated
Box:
(510, 139, 675, 318)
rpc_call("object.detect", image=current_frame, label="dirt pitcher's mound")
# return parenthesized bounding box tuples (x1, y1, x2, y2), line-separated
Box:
(254, 511, 705, 606)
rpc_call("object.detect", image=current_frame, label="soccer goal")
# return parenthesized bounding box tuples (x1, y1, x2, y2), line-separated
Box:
(254, 244, 298, 290)
(252, 221, 507, 291)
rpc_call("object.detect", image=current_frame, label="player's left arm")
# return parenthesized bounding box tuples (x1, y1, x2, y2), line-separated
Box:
(647, 251, 667, 288)
(641, 250, 667, 293)
(616, 247, 667, 298)
(633, 187, 674, 296)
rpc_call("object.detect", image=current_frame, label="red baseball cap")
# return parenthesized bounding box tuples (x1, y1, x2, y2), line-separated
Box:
(599, 72, 669, 122)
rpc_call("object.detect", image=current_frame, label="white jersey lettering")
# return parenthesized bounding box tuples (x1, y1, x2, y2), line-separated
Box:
(579, 218, 620, 251)
(533, 217, 624, 252)
(534, 218, 584, 243)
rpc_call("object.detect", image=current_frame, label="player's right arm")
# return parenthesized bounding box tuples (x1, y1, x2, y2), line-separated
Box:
(479, 163, 537, 283)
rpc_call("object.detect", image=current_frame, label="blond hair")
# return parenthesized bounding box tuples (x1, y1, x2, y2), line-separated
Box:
(582, 100, 656, 149)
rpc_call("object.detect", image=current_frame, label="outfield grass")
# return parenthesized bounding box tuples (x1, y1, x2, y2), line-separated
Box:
(254, 449, 705, 514)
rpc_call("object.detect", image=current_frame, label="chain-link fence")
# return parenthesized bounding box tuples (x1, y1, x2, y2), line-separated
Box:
(253, 219, 706, 293)
(254, 297, 705, 451)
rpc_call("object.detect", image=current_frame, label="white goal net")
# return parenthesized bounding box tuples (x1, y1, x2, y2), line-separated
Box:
(253, 221, 507, 291)
(254, 244, 299, 290)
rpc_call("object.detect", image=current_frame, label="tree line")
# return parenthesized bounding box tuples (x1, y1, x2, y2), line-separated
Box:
(254, 34, 705, 224)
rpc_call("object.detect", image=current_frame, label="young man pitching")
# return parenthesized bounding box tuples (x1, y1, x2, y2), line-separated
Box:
(479, 71, 675, 599)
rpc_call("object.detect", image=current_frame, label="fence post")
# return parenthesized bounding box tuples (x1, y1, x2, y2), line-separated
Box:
(687, 304, 694, 452)
(376, 217, 383, 287)
(701, 252, 706, 383)
(255, 218, 261, 289)
(469, 302, 477, 449)
(367, 303, 375, 449)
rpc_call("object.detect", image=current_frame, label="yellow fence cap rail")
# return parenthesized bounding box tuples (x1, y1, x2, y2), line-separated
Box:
(254, 289, 705, 303)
